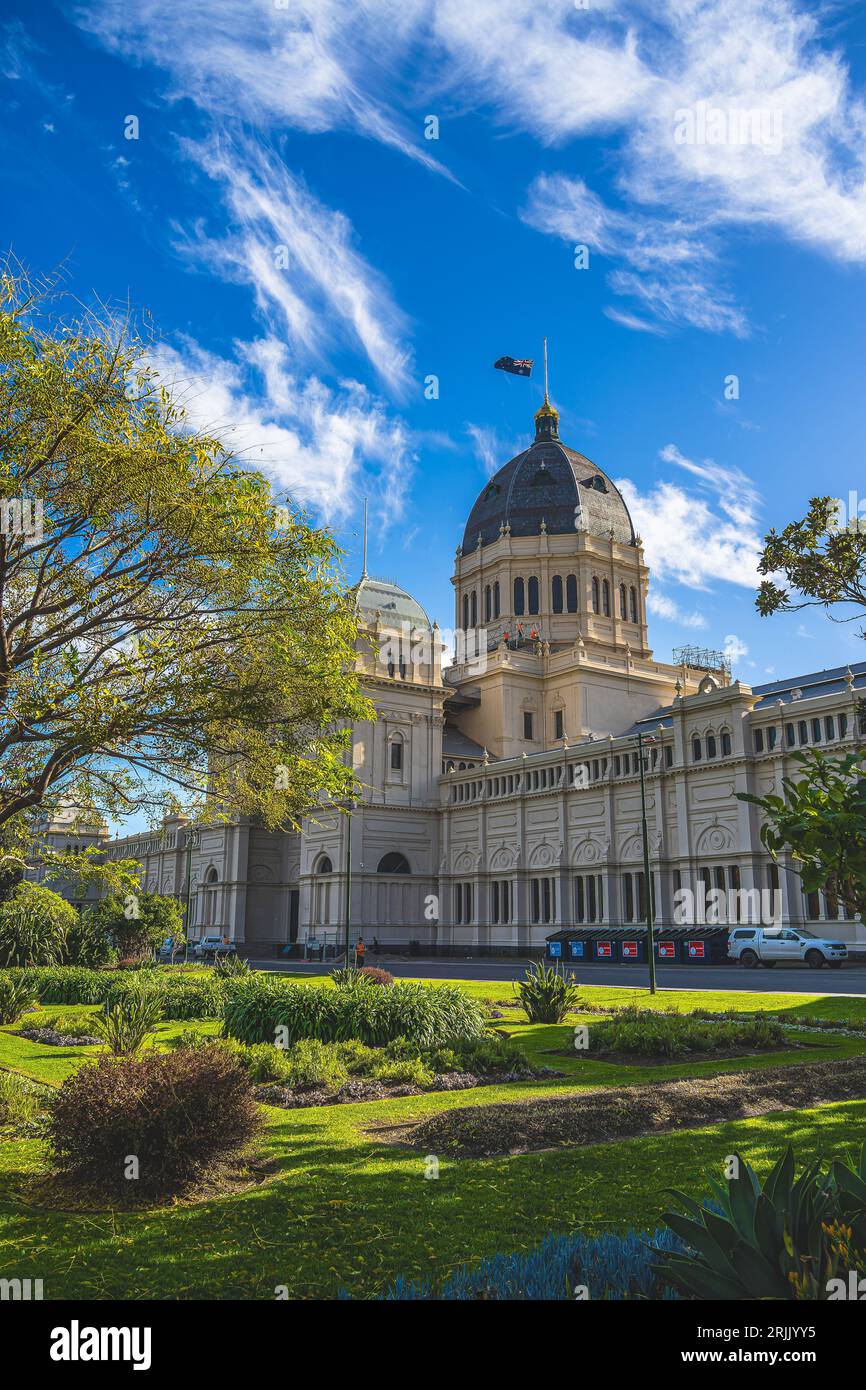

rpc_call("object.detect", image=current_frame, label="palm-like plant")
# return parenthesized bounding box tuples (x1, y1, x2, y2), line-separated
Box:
(515, 961, 580, 1024)
(95, 989, 164, 1055)
(655, 1144, 866, 1300)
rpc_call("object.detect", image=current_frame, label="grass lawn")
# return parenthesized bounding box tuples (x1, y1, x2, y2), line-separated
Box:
(1, 980, 865, 1299)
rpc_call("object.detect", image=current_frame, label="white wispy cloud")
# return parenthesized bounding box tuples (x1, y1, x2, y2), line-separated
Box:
(465, 423, 524, 477)
(176, 136, 413, 395)
(647, 591, 707, 630)
(617, 443, 765, 591)
(149, 334, 415, 523)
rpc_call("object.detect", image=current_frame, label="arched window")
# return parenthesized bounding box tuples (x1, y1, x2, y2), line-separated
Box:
(462, 593, 469, 631)
(591, 576, 600, 613)
(629, 586, 638, 623)
(377, 852, 410, 874)
(602, 579, 610, 616)
(527, 576, 539, 614)
(389, 734, 404, 772)
(493, 581, 500, 618)
(203, 866, 220, 926)
(470, 589, 477, 627)
(514, 577, 525, 615)
(721, 730, 732, 756)
(619, 583, 627, 619)
(484, 584, 492, 622)
(692, 737, 702, 762)
(706, 733, 717, 759)
(315, 856, 333, 874)
(566, 574, 578, 612)
(552, 575, 563, 613)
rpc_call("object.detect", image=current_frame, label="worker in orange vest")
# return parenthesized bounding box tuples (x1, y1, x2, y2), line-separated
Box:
(355, 936, 366, 968)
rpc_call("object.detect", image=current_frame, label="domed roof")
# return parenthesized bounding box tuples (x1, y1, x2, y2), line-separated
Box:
(353, 575, 432, 631)
(461, 402, 635, 555)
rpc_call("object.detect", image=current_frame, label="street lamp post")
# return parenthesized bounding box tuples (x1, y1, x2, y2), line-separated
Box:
(343, 804, 353, 967)
(183, 826, 200, 965)
(636, 730, 657, 995)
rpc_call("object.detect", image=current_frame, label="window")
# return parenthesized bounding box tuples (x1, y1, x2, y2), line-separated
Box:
(315, 857, 332, 874)
(721, 731, 732, 756)
(484, 585, 492, 622)
(602, 579, 610, 616)
(619, 583, 627, 619)
(492, 880, 511, 924)
(629, 586, 638, 623)
(493, 581, 500, 618)
(754, 728, 764, 753)
(554, 709, 564, 740)
(825, 715, 835, 740)
(566, 574, 578, 612)
(530, 876, 555, 925)
(514, 577, 525, 615)
(470, 589, 478, 627)
(591, 576, 600, 613)
(798, 720, 808, 746)
(665, 745, 673, 768)
(389, 737, 404, 772)
(692, 737, 702, 762)
(614, 755, 621, 775)
(622, 873, 634, 922)
(527, 576, 539, 614)
(377, 852, 410, 873)
(575, 874, 603, 923)
(768, 726, 777, 750)
(706, 734, 717, 759)
(806, 890, 821, 920)
(454, 882, 473, 925)
(840, 713, 848, 738)
(523, 711, 534, 741)
(786, 723, 795, 747)
(552, 575, 563, 613)
(811, 718, 821, 743)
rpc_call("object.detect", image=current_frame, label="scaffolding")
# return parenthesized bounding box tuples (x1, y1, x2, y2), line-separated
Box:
(672, 645, 731, 678)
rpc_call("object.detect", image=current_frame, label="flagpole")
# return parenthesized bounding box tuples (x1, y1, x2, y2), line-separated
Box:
(543, 337, 549, 403)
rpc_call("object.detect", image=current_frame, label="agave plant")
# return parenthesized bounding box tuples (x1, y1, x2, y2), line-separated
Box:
(213, 953, 251, 979)
(515, 960, 580, 1024)
(654, 1144, 866, 1300)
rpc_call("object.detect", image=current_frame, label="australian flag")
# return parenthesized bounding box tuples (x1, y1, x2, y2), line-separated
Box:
(494, 355, 533, 377)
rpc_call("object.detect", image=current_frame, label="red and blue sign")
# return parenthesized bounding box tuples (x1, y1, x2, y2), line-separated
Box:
(595, 941, 612, 958)
(621, 941, 638, 958)
(687, 941, 705, 958)
(657, 942, 677, 959)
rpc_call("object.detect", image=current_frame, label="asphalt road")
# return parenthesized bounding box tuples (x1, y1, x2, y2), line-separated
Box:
(255, 957, 866, 996)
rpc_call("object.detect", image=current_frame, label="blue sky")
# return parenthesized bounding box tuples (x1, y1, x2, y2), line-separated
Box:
(4, 0, 866, 701)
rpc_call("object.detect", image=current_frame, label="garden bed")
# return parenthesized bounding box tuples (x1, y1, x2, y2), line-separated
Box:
(384, 1055, 866, 1158)
(256, 1066, 560, 1109)
(19, 1027, 101, 1048)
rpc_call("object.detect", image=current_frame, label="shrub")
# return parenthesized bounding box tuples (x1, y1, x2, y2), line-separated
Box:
(359, 967, 394, 987)
(0, 966, 226, 1018)
(86, 892, 183, 961)
(222, 976, 486, 1048)
(0, 883, 78, 966)
(280, 1039, 349, 1090)
(0, 973, 34, 1024)
(656, 1144, 866, 1300)
(334, 1038, 380, 1074)
(46, 1045, 261, 1197)
(516, 961, 580, 1024)
(213, 953, 251, 979)
(24, 1009, 100, 1039)
(64, 910, 117, 969)
(0, 1071, 48, 1129)
(94, 990, 164, 1054)
(589, 1006, 785, 1058)
(372, 1056, 434, 1087)
(445, 1034, 530, 1074)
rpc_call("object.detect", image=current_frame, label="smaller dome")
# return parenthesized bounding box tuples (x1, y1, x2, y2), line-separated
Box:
(353, 575, 432, 631)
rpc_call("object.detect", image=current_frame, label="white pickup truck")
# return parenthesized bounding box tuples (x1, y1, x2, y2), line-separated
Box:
(728, 926, 847, 970)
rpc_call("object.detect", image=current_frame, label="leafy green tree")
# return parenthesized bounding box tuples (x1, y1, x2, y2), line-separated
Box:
(756, 496, 866, 630)
(0, 268, 370, 835)
(738, 749, 866, 918)
(85, 891, 183, 960)
(0, 880, 78, 966)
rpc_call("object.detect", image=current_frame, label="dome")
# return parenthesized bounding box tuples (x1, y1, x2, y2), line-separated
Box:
(353, 575, 432, 631)
(461, 403, 635, 555)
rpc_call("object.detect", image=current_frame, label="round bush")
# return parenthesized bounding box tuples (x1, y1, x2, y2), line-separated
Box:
(0, 883, 78, 967)
(46, 1046, 261, 1197)
(359, 967, 394, 987)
